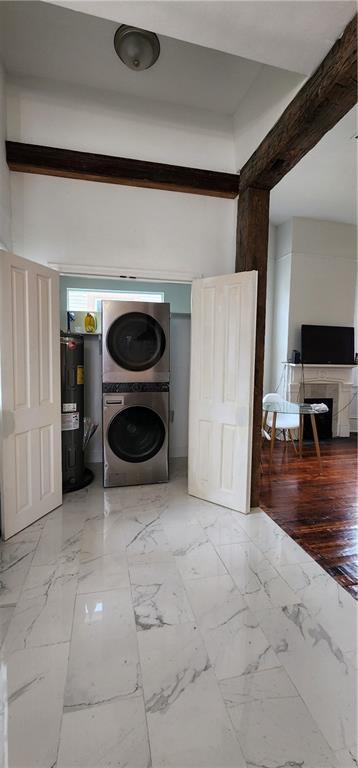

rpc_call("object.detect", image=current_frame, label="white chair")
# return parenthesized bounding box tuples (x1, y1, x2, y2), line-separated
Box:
(262, 392, 299, 455)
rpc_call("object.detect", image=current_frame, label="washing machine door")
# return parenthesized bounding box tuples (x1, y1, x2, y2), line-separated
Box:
(107, 312, 166, 372)
(108, 406, 166, 463)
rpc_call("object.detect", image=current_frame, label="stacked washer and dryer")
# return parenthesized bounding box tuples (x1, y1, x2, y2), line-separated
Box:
(102, 301, 170, 488)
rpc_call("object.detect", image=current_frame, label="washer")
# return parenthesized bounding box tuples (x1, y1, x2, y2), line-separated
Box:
(103, 387, 169, 488)
(102, 300, 170, 383)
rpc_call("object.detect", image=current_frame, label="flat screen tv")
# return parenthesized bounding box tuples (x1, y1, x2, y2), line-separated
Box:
(301, 325, 354, 365)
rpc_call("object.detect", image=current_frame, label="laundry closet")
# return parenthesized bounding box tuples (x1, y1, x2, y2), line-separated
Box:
(59, 275, 192, 488)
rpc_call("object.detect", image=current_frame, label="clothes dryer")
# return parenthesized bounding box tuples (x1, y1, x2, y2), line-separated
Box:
(102, 301, 170, 383)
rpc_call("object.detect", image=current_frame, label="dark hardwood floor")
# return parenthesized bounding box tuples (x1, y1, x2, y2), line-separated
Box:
(260, 436, 358, 598)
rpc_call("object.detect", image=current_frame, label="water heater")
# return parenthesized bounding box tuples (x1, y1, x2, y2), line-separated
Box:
(60, 332, 86, 492)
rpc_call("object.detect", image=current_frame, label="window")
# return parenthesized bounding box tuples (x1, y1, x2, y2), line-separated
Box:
(67, 288, 164, 312)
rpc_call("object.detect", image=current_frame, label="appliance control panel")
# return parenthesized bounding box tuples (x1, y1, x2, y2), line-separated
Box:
(102, 382, 169, 393)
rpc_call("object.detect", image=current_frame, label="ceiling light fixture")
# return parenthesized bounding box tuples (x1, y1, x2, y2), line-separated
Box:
(114, 25, 160, 71)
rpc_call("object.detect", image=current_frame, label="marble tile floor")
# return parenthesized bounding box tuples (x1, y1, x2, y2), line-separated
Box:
(0, 462, 356, 768)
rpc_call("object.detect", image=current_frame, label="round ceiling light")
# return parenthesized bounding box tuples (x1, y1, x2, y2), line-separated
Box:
(114, 25, 160, 71)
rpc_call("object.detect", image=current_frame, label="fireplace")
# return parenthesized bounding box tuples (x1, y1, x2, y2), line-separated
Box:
(303, 397, 333, 440)
(283, 364, 355, 438)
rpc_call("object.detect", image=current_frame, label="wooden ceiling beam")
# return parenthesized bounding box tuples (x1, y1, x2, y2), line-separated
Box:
(239, 13, 357, 193)
(5, 141, 240, 199)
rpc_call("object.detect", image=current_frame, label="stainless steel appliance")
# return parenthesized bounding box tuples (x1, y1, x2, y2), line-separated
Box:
(102, 301, 170, 383)
(103, 386, 169, 487)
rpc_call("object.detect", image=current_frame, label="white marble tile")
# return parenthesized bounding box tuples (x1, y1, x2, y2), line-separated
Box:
(57, 694, 151, 768)
(78, 552, 130, 594)
(334, 748, 358, 767)
(232, 507, 312, 573)
(32, 508, 85, 571)
(4, 562, 78, 653)
(124, 515, 170, 557)
(175, 541, 228, 581)
(261, 530, 314, 568)
(0, 606, 14, 648)
(4, 642, 69, 768)
(196, 508, 249, 546)
(0, 659, 6, 768)
(103, 484, 168, 519)
(184, 574, 278, 680)
(161, 505, 200, 529)
(163, 493, 211, 522)
(80, 506, 170, 560)
(129, 556, 194, 631)
(138, 622, 246, 768)
(64, 589, 140, 708)
(0, 469, 356, 767)
(216, 540, 297, 610)
(279, 561, 358, 653)
(163, 518, 208, 556)
(6, 518, 46, 545)
(345, 650, 358, 672)
(0, 540, 36, 606)
(80, 516, 127, 558)
(237, 509, 286, 549)
(221, 666, 337, 768)
(256, 602, 357, 753)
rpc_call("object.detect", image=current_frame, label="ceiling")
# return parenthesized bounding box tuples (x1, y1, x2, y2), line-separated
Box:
(0, 1, 356, 227)
(47, 0, 356, 76)
(1, 0, 273, 116)
(270, 107, 357, 226)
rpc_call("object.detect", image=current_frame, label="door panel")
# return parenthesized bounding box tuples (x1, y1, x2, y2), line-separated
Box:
(38, 274, 53, 404)
(15, 431, 32, 512)
(0, 252, 62, 539)
(188, 271, 257, 514)
(11, 266, 30, 409)
(40, 424, 55, 499)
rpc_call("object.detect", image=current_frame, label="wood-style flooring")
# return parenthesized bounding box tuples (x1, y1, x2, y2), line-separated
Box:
(260, 436, 358, 598)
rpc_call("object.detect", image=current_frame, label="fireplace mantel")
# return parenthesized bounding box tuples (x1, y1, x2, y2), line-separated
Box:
(285, 363, 355, 370)
(283, 363, 356, 437)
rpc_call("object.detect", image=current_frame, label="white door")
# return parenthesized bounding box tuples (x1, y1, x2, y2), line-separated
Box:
(0, 252, 62, 539)
(188, 270, 257, 514)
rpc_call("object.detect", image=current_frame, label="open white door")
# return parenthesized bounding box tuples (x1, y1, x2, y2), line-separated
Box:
(188, 270, 257, 514)
(0, 252, 62, 539)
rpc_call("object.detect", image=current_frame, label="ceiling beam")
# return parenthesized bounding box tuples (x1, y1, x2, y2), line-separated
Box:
(236, 187, 270, 507)
(239, 13, 357, 193)
(5, 141, 240, 199)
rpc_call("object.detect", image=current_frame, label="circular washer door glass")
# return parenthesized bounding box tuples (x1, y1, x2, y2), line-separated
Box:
(107, 312, 166, 371)
(108, 406, 165, 463)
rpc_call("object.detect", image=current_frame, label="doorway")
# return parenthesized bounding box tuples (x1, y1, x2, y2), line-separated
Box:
(60, 275, 192, 471)
(0, 256, 257, 539)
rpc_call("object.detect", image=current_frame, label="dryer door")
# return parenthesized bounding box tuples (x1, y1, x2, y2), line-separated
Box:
(108, 405, 165, 463)
(107, 312, 166, 372)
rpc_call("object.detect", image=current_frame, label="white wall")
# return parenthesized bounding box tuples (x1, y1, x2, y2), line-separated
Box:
(269, 217, 358, 430)
(233, 67, 303, 170)
(288, 218, 357, 353)
(263, 222, 276, 393)
(270, 220, 293, 394)
(7, 76, 235, 171)
(288, 218, 357, 433)
(10, 173, 236, 278)
(7, 76, 237, 278)
(0, 59, 11, 250)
